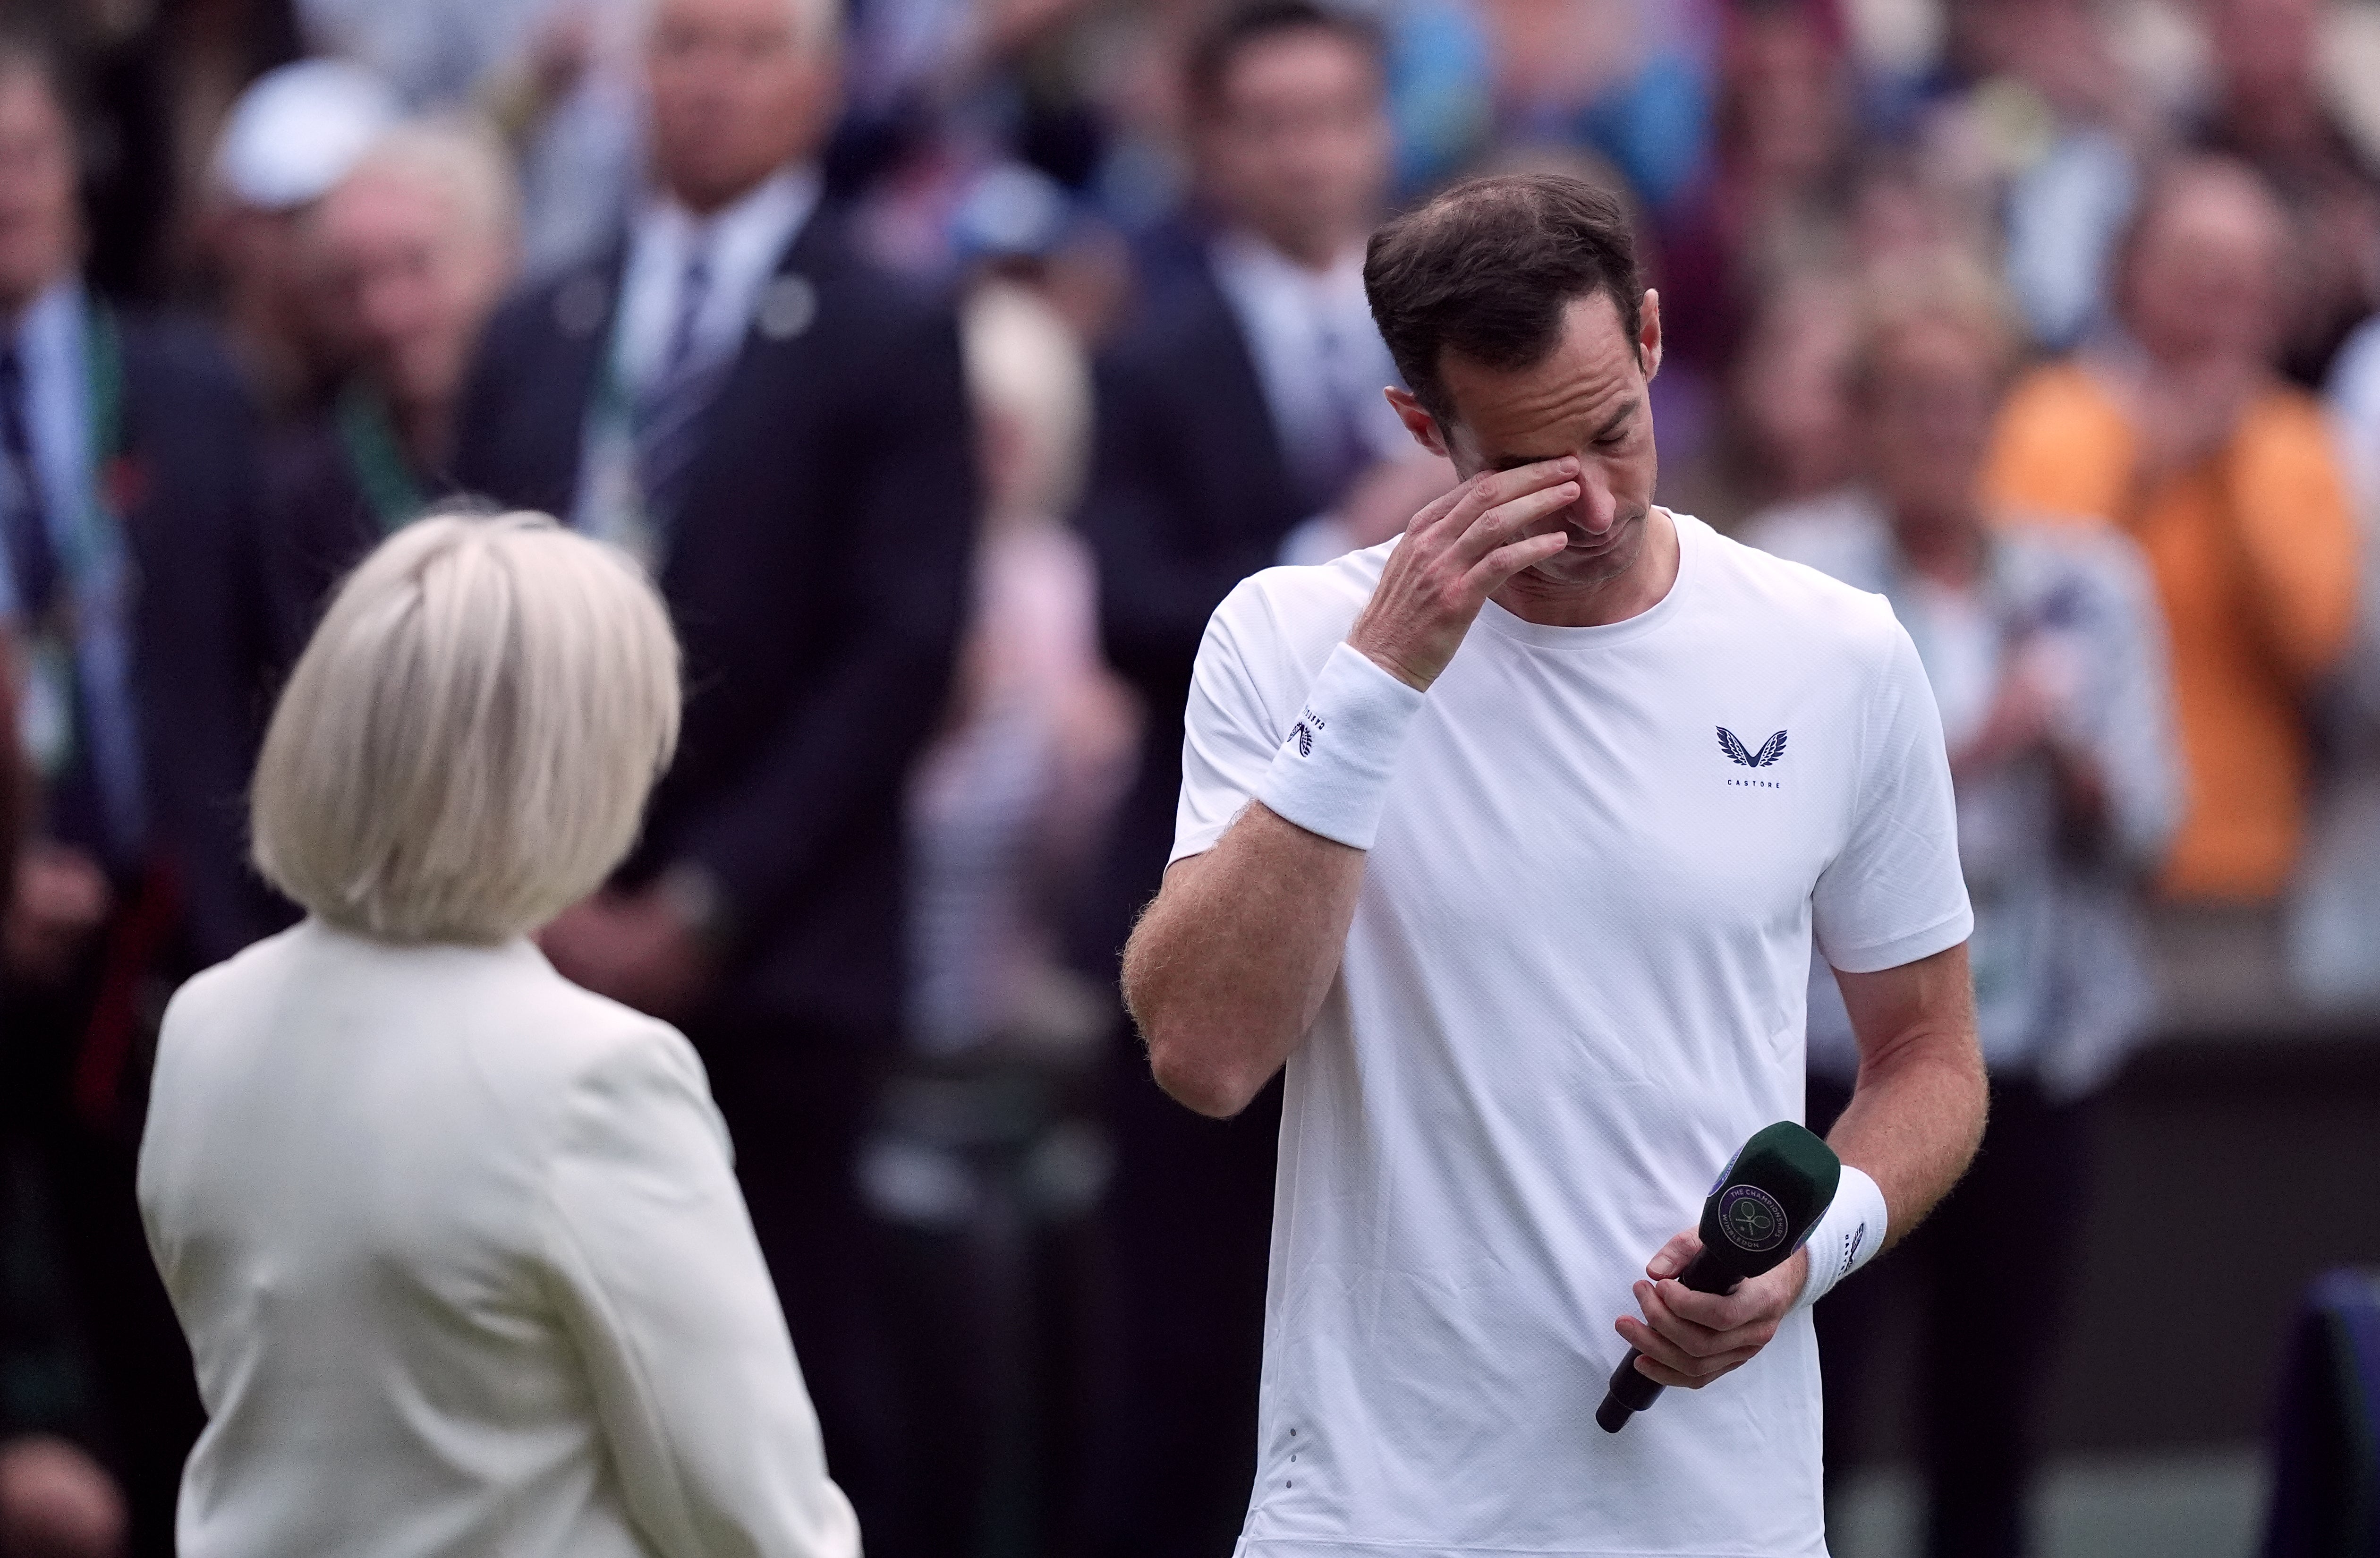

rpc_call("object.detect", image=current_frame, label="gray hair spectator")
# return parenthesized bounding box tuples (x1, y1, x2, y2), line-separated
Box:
(1748, 247, 2181, 1555)
(260, 117, 524, 664)
(202, 59, 402, 420)
(1985, 155, 2360, 987)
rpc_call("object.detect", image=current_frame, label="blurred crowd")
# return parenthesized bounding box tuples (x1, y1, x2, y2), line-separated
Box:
(0, 0, 2375, 1554)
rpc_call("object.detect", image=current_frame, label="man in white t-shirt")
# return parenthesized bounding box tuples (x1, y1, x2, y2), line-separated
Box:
(1121, 173, 1989, 1556)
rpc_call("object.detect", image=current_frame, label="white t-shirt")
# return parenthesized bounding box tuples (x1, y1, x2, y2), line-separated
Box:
(1172, 513, 1972, 1557)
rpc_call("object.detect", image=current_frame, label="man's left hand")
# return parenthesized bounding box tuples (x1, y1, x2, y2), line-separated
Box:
(539, 888, 715, 1021)
(1613, 1229, 1805, 1389)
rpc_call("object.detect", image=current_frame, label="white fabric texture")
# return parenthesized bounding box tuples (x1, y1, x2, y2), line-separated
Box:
(1252, 640, 1426, 849)
(1793, 1164, 1888, 1311)
(1172, 513, 1971, 1556)
(1744, 489, 2179, 1096)
(137, 921, 860, 1558)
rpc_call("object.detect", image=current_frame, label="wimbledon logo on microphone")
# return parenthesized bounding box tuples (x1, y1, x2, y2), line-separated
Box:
(1718, 1184, 1788, 1254)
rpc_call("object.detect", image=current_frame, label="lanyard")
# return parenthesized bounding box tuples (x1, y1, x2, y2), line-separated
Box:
(16, 295, 130, 793)
(35, 295, 129, 597)
(335, 382, 427, 535)
(577, 300, 660, 568)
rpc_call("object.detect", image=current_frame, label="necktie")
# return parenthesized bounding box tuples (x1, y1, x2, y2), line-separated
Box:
(636, 247, 733, 535)
(1304, 317, 1375, 513)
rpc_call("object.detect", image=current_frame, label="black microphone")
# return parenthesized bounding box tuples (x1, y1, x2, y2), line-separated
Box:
(1596, 1120, 1842, 1434)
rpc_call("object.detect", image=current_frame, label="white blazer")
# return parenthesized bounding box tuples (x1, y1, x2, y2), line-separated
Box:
(137, 920, 862, 1558)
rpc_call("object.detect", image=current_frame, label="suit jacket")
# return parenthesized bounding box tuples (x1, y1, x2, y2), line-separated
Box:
(138, 919, 861, 1558)
(1072, 247, 1308, 970)
(116, 315, 293, 969)
(256, 411, 447, 672)
(450, 207, 976, 1033)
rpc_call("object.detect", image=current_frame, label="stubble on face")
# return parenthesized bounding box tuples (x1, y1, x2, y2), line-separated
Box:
(1433, 292, 1670, 621)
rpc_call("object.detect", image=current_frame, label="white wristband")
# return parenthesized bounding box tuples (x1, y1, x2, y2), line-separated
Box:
(1253, 641, 1426, 850)
(1793, 1164, 1887, 1311)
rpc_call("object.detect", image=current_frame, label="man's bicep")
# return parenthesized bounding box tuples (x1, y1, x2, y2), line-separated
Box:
(1812, 622, 1972, 971)
(1172, 598, 1290, 863)
(1832, 941, 1974, 1064)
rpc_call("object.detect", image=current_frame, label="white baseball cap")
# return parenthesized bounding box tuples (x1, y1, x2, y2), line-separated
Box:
(211, 58, 402, 211)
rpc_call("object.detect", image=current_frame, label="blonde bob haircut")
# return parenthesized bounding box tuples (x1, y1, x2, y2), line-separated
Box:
(252, 512, 681, 945)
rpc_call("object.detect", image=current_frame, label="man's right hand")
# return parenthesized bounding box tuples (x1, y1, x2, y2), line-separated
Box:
(1346, 459, 1579, 691)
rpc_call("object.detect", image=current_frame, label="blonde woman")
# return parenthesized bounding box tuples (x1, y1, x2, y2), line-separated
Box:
(136, 515, 858, 1558)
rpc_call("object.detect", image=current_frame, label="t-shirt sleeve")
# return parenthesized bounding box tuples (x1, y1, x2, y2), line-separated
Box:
(1171, 586, 1293, 863)
(1811, 617, 1974, 973)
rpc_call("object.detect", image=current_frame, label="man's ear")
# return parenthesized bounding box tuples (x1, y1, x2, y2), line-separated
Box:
(1638, 288, 1664, 383)
(1385, 386, 1450, 458)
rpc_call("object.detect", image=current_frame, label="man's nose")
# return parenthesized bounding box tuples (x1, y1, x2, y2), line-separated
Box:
(1573, 471, 1617, 533)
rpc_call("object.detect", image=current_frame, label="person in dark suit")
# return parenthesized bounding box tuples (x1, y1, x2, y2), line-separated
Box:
(449, 0, 976, 1545)
(0, 39, 286, 1558)
(1073, 5, 1447, 1550)
(257, 119, 521, 664)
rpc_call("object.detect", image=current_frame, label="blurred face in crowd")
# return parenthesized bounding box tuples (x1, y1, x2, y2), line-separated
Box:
(1733, 276, 1856, 502)
(1860, 317, 2001, 534)
(1722, 3, 1847, 189)
(1950, 0, 2117, 119)
(314, 162, 517, 427)
(646, 0, 839, 214)
(0, 64, 77, 318)
(2208, 0, 2320, 145)
(1401, 289, 1664, 591)
(2121, 165, 2286, 369)
(1195, 26, 1390, 269)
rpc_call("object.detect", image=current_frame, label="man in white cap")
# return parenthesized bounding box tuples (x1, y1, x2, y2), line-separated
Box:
(203, 58, 399, 420)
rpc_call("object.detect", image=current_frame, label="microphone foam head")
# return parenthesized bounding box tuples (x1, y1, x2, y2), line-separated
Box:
(1696, 1121, 1842, 1281)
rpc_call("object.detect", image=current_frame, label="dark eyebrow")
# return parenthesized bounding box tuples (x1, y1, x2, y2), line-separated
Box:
(1483, 399, 1639, 470)
(1591, 400, 1639, 442)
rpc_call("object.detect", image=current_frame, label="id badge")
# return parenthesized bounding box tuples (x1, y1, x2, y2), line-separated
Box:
(18, 630, 75, 779)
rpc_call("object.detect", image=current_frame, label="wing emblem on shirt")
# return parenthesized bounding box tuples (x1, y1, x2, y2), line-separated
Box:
(1718, 727, 1788, 768)
(1288, 720, 1313, 758)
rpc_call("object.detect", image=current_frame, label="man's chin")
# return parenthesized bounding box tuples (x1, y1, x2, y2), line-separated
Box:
(1534, 518, 1644, 586)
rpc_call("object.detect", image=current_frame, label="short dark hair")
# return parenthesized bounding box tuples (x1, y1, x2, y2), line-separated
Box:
(1185, 0, 1386, 114)
(1364, 173, 1644, 423)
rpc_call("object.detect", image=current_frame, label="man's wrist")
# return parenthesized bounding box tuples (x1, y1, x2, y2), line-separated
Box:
(1793, 1164, 1887, 1311)
(1252, 641, 1427, 851)
(1342, 629, 1435, 692)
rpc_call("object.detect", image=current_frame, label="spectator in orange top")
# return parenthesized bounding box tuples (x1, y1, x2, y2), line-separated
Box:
(1983, 155, 2359, 904)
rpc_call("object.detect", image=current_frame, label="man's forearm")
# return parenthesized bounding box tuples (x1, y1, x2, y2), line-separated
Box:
(1828, 944, 1988, 1247)
(1122, 803, 1366, 1118)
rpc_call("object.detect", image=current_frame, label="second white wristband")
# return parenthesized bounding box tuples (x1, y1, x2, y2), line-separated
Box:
(1794, 1164, 1887, 1311)
(1253, 641, 1426, 851)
